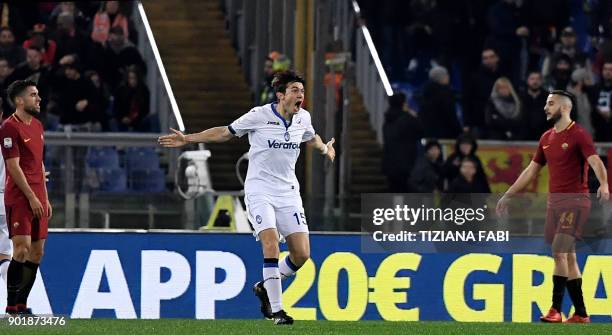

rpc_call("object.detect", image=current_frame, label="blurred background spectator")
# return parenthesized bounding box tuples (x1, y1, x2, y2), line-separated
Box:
(520, 71, 548, 140)
(0, 2, 151, 133)
(113, 66, 150, 132)
(443, 133, 490, 193)
(593, 61, 612, 142)
(382, 92, 423, 193)
(23, 24, 57, 66)
(568, 67, 594, 136)
(447, 157, 491, 194)
(463, 48, 503, 137)
(409, 139, 444, 194)
(91, 1, 129, 45)
(418, 66, 462, 139)
(0, 28, 25, 67)
(484, 77, 522, 140)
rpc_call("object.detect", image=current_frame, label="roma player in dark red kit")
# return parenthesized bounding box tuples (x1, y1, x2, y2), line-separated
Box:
(497, 90, 609, 323)
(0, 80, 51, 315)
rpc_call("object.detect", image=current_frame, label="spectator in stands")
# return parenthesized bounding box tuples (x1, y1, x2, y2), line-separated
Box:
(447, 157, 491, 193)
(99, 26, 146, 89)
(463, 48, 503, 137)
(0, 28, 25, 67)
(0, 4, 32, 43)
(91, 1, 129, 45)
(382, 92, 423, 193)
(22, 24, 57, 66)
(592, 62, 612, 142)
(485, 0, 528, 82)
(419, 66, 461, 139)
(84, 70, 111, 131)
(443, 133, 490, 192)
(541, 27, 591, 80)
(49, 59, 98, 126)
(0, 57, 13, 117)
(520, 71, 548, 140)
(543, 53, 572, 91)
(485, 77, 522, 140)
(259, 51, 284, 105)
(8, 46, 49, 84)
(409, 139, 444, 193)
(54, 11, 93, 68)
(48, 2, 90, 33)
(567, 68, 594, 136)
(114, 66, 150, 132)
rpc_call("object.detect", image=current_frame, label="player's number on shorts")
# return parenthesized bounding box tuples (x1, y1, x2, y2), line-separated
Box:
(560, 211, 575, 229)
(293, 212, 306, 225)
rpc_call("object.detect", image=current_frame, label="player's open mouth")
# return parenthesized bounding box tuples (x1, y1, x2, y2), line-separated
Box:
(294, 101, 302, 110)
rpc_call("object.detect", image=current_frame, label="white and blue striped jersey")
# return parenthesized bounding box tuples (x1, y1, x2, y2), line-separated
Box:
(229, 103, 315, 196)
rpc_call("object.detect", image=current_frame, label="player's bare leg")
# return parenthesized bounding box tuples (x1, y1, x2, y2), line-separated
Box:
(281, 232, 310, 279)
(565, 250, 590, 323)
(13, 238, 45, 314)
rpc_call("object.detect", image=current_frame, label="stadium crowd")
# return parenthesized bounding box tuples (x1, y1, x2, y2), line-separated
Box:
(360, 0, 612, 192)
(0, 1, 152, 132)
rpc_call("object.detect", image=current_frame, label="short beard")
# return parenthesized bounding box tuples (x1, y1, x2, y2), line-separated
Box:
(24, 106, 39, 116)
(547, 111, 562, 125)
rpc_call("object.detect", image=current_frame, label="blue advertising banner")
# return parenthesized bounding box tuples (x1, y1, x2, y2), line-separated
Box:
(1, 232, 609, 322)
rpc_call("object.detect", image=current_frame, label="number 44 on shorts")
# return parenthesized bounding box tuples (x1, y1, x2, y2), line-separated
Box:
(293, 213, 307, 225)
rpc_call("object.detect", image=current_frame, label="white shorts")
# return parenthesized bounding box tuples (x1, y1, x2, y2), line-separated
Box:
(0, 215, 12, 257)
(245, 193, 309, 240)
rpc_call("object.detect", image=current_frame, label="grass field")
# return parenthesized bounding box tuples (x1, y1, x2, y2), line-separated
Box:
(0, 319, 610, 335)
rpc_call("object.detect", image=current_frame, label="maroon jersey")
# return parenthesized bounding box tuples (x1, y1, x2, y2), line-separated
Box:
(0, 113, 46, 205)
(532, 121, 596, 194)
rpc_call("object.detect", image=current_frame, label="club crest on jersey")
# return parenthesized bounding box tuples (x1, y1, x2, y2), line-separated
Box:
(256, 215, 262, 224)
(3, 137, 11, 148)
(562, 143, 569, 150)
(284, 131, 290, 142)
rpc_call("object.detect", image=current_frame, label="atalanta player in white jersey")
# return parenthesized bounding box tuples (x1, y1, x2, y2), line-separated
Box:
(159, 70, 335, 325)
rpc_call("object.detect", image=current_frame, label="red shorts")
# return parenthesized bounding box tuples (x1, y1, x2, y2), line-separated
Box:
(6, 200, 49, 241)
(544, 199, 590, 244)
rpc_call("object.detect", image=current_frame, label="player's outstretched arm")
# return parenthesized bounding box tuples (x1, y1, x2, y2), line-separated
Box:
(6, 157, 44, 219)
(587, 155, 610, 202)
(496, 161, 542, 216)
(158, 127, 234, 148)
(306, 134, 335, 163)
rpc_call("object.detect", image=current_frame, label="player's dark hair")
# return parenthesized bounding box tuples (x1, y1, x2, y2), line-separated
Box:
(550, 89, 576, 105)
(6, 80, 37, 108)
(550, 89, 577, 117)
(272, 70, 305, 94)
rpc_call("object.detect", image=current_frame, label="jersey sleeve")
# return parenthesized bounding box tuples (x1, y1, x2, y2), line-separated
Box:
(228, 108, 260, 138)
(577, 128, 597, 159)
(301, 113, 316, 142)
(0, 122, 20, 160)
(532, 136, 547, 166)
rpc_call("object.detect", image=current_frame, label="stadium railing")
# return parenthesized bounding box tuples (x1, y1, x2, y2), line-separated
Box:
(44, 131, 192, 230)
(133, 0, 185, 132)
(351, 0, 393, 145)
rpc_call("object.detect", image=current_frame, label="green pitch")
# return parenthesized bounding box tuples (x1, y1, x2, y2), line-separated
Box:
(1, 319, 610, 335)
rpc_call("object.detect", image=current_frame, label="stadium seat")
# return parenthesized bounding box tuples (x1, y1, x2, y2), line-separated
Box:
(85, 147, 120, 169)
(96, 168, 128, 192)
(129, 168, 166, 192)
(125, 147, 160, 171)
